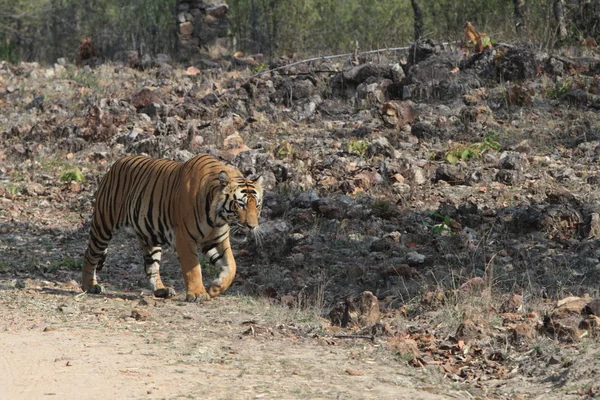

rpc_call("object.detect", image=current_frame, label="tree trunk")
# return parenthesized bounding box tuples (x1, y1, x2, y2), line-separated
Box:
(250, 0, 260, 54)
(553, 0, 568, 41)
(513, 0, 526, 35)
(411, 0, 424, 41)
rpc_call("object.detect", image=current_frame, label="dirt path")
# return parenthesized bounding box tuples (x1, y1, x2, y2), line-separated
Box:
(0, 284, 459, 400)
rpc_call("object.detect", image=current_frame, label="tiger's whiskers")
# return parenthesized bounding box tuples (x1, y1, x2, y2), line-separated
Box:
(252, 225, 265, 249)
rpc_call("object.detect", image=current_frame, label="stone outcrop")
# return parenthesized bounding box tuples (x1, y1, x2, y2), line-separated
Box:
(176, 0, 231, 65)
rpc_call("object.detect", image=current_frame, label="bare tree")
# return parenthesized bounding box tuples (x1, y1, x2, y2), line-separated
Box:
(513, 0, 526, 35)
(411, 0, 424, 41)
(553, 0, 568, 41)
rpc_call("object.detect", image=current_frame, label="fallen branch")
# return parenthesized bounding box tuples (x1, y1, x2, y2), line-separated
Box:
(248, 41, 468, 79)
(333, 334, 375, 341)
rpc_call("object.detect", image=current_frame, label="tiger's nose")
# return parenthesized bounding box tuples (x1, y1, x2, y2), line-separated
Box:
(245, 221, 258, 230)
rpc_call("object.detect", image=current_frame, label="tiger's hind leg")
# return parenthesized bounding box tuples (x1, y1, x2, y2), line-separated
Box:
(138, 239, 176, 298)
(82, 236, 110, 294)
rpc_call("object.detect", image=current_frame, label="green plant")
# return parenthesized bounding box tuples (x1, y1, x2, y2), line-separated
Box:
(546, 78, 573, 99)
(348, 139, 370, 158)
(371, 198, 399, 219)
(6, 183, 24, 196)
(0, 37, 18, 63)
(446, 134, 501, 164)
(274, 141, 295, 160)
(59, 67, 99, 89)
(250, 63, 269, 74)
(423, 212, 452, 235)
(200, 257, 220, 278)
(46, 257, 83, 272)
(59, 167, 86, 183)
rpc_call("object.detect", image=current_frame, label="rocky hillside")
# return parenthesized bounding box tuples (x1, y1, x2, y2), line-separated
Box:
(1, 40, 600, 397)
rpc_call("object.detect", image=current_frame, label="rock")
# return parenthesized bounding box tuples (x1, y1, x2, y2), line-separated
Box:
(541, 296, 591, 342)
(270, 78, 315, 106)
(510, 323, 536, 346)
(131, 88, 162, 110)
(498, 151, 529, 171)
(407, 39, 444, 65)
(206, 4, 229, 18)
(22, 182, 45, 196)
(345, 368, 364, 376)
(406, 251, 425, 265)
(179, 22, 194, 35)
(292, 190, 319, 209)
(369, 238, 391, 252)
(579, 315, 600, 336)
(366, 137, 397, 158)
(390, 173, 405, 184)
(14, 279, 26, 289)
(387, 336, 420, 362)
(410, 166, 427, 185)
(343, 64, 394, 84)
(25, 95, 44, 111)
(496, 169, 523, 186)
(353, 170, 382, 190)
(540, 203, 582, 238)
(455, 319, 483, 341)
(223, 133, 244, 149)
(547, 354, 562, 365)
(311, 197, 348, 220)
(584, 298, 600, 316)
(131, 309, 149, 321)
(58, 137, 87, 153)
(185, 66, 201, 76)
(500, 294, 524, 313)
(583, 212, 600, 239)
(434, 164, 466, 185)
(496, 48, 541, 82)
(405, 49, 480, 101)
(380, 101, 415, 128)
(411, 121, 437, 139)
(329, 291, 379, 328)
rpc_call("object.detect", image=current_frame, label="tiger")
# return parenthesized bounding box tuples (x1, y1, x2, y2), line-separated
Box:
(81, 153, 263, 301)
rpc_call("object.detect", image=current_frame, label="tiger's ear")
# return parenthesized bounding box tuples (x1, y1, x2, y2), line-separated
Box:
(252, 175, 264, 186)
(218, 171, 230, 187)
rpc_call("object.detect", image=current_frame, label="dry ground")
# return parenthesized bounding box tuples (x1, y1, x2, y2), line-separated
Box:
(0, 284, 460, 400)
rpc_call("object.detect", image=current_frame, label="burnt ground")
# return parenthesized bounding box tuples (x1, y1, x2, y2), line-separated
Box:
(1, 41, 600, 399)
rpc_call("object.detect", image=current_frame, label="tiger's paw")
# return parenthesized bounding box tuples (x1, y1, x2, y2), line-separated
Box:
(185, 292, 211, 302)
(84, 284, 104, 294)
(154, 287, 176, 298)
(208, 284, 222, 298)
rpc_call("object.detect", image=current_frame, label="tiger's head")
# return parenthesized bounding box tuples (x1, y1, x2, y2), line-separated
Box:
(217, 171, 264, 231)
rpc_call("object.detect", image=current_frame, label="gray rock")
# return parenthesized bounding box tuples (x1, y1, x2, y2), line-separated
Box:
(292, 190, 319, 209)
(406, 251, 426, 265)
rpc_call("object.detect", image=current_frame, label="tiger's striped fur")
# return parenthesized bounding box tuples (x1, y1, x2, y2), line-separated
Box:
(81, 154, 263, 301)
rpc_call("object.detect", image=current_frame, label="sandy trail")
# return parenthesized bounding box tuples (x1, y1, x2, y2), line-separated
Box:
(0, 288, 455, 400)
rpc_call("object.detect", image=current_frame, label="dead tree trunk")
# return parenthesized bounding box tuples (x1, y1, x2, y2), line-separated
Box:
(411, 0, 424, 41)
(513, 0, 526, 35)
(553, 0, 568, 41)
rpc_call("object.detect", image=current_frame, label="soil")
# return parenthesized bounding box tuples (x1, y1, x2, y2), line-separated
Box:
(0, 286, 455, 400)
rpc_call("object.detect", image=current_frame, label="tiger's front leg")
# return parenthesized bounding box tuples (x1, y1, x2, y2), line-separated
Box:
(175, 230, 210, 302)
(205, 238, 237, 298)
